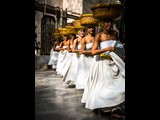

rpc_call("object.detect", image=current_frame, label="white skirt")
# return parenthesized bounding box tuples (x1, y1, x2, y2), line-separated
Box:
(75, 54, 94, 89)
(58, 52, 72, 77)
(81, 53, 125, 110)
(56, 50, 68, 75)
(48, 50, 58, 66)
(63, 53, 79, 84)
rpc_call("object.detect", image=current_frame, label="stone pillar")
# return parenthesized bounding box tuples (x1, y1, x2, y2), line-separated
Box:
(62, 8, 67, 27)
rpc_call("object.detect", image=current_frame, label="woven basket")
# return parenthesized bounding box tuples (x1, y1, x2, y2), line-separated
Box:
(54, 33, 61, 37)
(54, 29, 60, 33)
(53, 29, 61, 38)
(72, 20, 85, 29)
(91, 3, 123, 20)
(80, 14, 99, 26)
(58, 28, 68, 35)
(65, 26, 77, 34)
(54, 33, 60, 36)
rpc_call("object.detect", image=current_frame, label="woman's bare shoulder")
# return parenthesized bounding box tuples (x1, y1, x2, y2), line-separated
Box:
(74, 38, 78, 41)
(95, 32, 101, 40)
(96, 32, 101, 36)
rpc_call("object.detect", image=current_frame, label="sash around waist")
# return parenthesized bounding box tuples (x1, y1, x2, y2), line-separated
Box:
(99, 53, 113, 60)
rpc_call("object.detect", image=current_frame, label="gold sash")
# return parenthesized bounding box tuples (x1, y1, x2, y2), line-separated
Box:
(99, 53, 112, 60)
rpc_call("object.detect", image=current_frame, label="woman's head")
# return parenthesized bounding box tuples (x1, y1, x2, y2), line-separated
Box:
(77, 28, 86, 37)
(87, 25, 95, 35)
(70, 34, 77, 39)
(101, 18, 114, 31)
(62, 34, 69, 40)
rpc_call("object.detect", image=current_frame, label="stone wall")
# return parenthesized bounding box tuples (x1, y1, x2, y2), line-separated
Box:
(35, 0, 63, 43)
(35, 0, 83, 43)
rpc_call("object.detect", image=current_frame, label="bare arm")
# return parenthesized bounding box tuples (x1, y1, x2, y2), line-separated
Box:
(67, 40, 71, 52)
(72, 39, 81, 53)
(92, 33, 114, 55)
(54, 42, 60, 51)
(58, 42, 64, 51)
(52, 42, 57, 50)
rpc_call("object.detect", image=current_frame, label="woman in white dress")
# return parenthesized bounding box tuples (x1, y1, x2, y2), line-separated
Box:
(81, 18, 125, 118)
(56, 35, 71, 75)
(63, 28, 85, 88)
(75, 26, 95, 89)
(48, 38, 61, 69)
(61, 33, 77, 78)
(66, 34, 77, 53)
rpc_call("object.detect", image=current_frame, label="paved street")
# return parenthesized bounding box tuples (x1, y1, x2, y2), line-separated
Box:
(35, 69, 122, 120)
